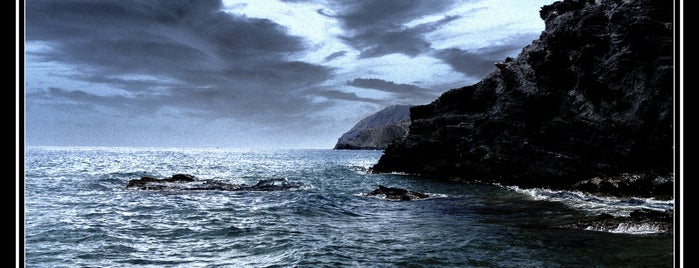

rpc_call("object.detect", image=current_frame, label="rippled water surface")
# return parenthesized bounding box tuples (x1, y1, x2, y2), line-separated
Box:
(25, 147, 673, 267)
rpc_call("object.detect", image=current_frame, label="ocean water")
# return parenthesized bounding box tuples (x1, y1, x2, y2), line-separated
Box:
(24, 147, 674, 267)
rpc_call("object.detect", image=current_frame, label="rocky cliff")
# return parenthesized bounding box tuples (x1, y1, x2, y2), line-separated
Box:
(334, 105, 411, 150)
(372, 0, 673, 192)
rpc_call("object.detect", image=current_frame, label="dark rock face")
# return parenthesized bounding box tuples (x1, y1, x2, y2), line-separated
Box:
(126, 175, 304, 191)
(334, 105, 411, 150)
(570, 173, 673, 199)
(372, 0, 673, 191)
(366, 185, 429, 201)
(126, 174, 195, 189)
(570, 209, 673, 234)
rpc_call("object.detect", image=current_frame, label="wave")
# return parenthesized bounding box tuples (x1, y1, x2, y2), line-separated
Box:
(606, 222, 669, 234)
(357, 192, 449, 201)
(503, 185, 673, 217)
(346, 165, 370, 174)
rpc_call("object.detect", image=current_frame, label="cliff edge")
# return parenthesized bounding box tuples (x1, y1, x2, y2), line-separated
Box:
(372, 0, 673, 193)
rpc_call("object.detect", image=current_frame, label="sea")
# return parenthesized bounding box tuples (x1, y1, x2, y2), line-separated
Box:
(24, 146, 674, 267)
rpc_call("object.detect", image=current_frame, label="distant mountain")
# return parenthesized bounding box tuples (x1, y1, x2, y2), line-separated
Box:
(334, 105, 411, 150)
(372, 0, 673, 196)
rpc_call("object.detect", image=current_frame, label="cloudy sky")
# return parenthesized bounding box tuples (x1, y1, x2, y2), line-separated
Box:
(25, 0, 553, 149)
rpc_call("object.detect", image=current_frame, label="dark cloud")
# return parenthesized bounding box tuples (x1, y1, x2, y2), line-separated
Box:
(320, 0, 467, 58)
(25, 0, 550, 147)
(26, 0, 333, 124)
(44, 87, 128, 105)
(346, 78, 434, 102)
(29, 87, 162, 116)
(315, 90, 383, 104)
(60, 75, 176, 93)
(342, 16, 462, 58)
(347, 78, 423, 94)
(324, 51, 348, 61)
(26, 0, 222, 40)
(320, 0, 457, 30)
(434, 33, 539, 78)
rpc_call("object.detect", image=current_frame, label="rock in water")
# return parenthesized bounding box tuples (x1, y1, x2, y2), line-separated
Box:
(334, 105, 411, 150)
(126, 175, 304, 191)
(372, 0, 673, 190)
(126, 174, 195, 189)
(367, 185, 429, 201)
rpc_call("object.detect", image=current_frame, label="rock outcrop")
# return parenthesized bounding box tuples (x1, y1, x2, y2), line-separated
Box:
(569, 209, 673, 234)
(570, 173, 673, 199)
(372, 0, 673, 192)
(126, 174, 195, 189)
(366, 185, 429, 201)
(334, 105, 411, 150)
(126, 174, 305, 191)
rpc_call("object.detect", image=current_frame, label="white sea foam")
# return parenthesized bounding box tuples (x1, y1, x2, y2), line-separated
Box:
(346, 165, 370, 174)
(357, 192, 448, 201)
(503, 185, 674, 234)
(609, 222, 668, 234)
(583, 222, 668, 234)
(503, 185, 673, 217)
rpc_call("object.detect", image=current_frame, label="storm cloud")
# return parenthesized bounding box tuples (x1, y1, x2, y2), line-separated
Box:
(320, 0, 464, 58)
(434, 33, 540, 79)
(346, 78, 434, 102)
(24, 0, 553, 147)
(27, 0, 332, 122)
(324, 51, 348, 62)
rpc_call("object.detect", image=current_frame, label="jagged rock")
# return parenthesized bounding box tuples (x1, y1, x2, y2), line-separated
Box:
(570, 173, 673, 199)
(126, 175, 304, 192)
(570, 209, 673, 234)
(244, 178, 306, 191)
(334, 105, 411, 150)
(372, 0, 673, 193)
(190, 178, 304, 191)
(126, 174, 195, 189)
(366, 185, 429, 201)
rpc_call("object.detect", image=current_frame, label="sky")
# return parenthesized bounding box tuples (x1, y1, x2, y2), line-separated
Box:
(25, 0, 554, 149)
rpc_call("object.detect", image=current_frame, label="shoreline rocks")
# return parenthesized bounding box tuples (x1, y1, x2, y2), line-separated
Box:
(570, 173, 673, 199)
(569, 209, 673, 234)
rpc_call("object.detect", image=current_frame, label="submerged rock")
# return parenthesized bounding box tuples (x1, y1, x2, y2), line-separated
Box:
(570, 209, 673, 234)
(367, 185, 429, 201)
(126, 175, 304, 192)
(372, 0, 673, 193)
